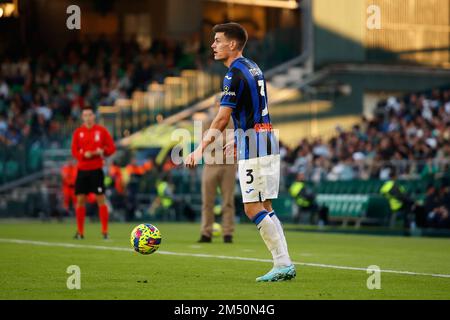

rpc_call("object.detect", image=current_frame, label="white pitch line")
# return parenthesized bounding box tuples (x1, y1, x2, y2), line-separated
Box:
(1, 238, 450, 279)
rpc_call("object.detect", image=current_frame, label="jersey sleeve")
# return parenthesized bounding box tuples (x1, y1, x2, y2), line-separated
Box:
(220, 69, 243, 109)
(71, 129, 84, 161)
(102, 127, 116, 157)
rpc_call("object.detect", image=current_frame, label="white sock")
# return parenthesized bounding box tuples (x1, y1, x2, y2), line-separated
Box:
(254, 211, 291, 268)
(268, 211, 291, 259)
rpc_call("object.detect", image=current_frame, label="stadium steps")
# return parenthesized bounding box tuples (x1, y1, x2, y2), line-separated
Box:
(271, 67, 306, 88)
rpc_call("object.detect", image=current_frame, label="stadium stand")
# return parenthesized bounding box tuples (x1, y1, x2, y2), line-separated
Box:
(0, 36, 221, 183)
(1, 0, 449, 235)
(277, 87, 450, 227)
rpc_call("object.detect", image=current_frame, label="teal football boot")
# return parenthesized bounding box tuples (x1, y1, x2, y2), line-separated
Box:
(256, 265, 296, 282)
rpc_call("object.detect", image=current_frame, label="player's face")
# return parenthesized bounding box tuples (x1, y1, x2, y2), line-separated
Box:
(211, 32, 231, 61)
(82, 110, 95, 127)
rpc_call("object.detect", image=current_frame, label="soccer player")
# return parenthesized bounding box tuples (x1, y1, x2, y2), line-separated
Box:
(61, 159, 78, 216)
(185, 22, 296, 282)
(71, 106, 116, 239)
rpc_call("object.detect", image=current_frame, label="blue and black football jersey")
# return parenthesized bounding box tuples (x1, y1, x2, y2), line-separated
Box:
(220, 57, 279, 160)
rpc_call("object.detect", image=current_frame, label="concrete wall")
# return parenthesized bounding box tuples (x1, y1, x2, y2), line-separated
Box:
(313, 0, 450, 68)
(26, 0, 202, 49)
(32, 0, 78, 48)
(166, 0, 202, 39)
(313, 0, 366, 66)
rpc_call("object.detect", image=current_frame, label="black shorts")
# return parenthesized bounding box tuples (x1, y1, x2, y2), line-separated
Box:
(75, 169, 105, 195)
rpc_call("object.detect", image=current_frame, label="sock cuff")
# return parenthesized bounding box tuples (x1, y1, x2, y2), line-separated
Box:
(268, 210, 275, 217)
(252, 210, 268, 225)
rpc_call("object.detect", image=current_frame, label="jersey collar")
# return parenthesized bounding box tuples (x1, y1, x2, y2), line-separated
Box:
(229, 56, 245, 69)
(83, 124, 97, 130)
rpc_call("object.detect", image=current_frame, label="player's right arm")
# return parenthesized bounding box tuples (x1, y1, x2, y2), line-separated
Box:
(71, 129, 89, 161)
(220, 69, 242, 109)
(184, 107, 233, 168)
(220, 69, 242, 156)
(203, 107, 233, 147)
(184, 70, 242, 168)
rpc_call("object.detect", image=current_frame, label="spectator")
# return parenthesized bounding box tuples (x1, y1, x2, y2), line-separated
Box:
(283, 88, 450, 181)
(427, 206, 450, 229)
(380, 170, 413, 229)
(289, 172, 319, 224)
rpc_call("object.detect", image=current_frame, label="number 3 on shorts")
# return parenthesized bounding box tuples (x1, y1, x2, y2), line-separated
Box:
(246, 169, 254, 184)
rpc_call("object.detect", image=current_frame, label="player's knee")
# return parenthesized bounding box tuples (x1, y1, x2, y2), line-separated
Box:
(96, 194, 106, 206)
(262, 199, 272, 211)
(243, 203, 265, 218)
(76, 196, 86, 207)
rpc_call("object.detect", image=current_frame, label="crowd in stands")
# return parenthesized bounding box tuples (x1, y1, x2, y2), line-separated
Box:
(280, 88, 450, 182)
(2, 36, 450, 181)
(1, 32, 450, 228)
(422, 182, 450, 229)
(0, 25, 303, 151)
(0, 36, 205, 149)
(277, 88, 450, 229)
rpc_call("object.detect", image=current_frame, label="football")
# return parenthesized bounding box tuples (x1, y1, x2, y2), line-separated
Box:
(212, 222, 222, 237)
(130, 223, 162, 255)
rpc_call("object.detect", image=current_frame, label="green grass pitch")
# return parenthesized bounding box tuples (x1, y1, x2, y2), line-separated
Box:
(0, 221, 449, 300)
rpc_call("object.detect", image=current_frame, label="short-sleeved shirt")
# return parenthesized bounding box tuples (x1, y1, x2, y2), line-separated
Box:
(220, 57, 279, 160)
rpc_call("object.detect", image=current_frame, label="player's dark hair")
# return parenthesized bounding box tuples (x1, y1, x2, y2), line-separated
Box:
(213, 22, 248, 51)
(81, 106, 95, 113)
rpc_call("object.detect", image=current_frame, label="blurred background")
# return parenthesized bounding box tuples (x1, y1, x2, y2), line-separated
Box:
(0, 0, 449, 236)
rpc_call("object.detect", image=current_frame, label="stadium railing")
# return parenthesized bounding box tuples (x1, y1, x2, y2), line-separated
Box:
(98, 70, 221, 140)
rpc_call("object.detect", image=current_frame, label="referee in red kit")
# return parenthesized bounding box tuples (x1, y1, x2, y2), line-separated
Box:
(71, 106, 116, 239)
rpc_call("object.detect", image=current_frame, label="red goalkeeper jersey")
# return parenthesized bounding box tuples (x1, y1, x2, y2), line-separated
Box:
(71, 124, 116, 171)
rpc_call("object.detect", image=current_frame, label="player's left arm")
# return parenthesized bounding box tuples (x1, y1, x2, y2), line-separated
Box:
(100, 127, 116, 157)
